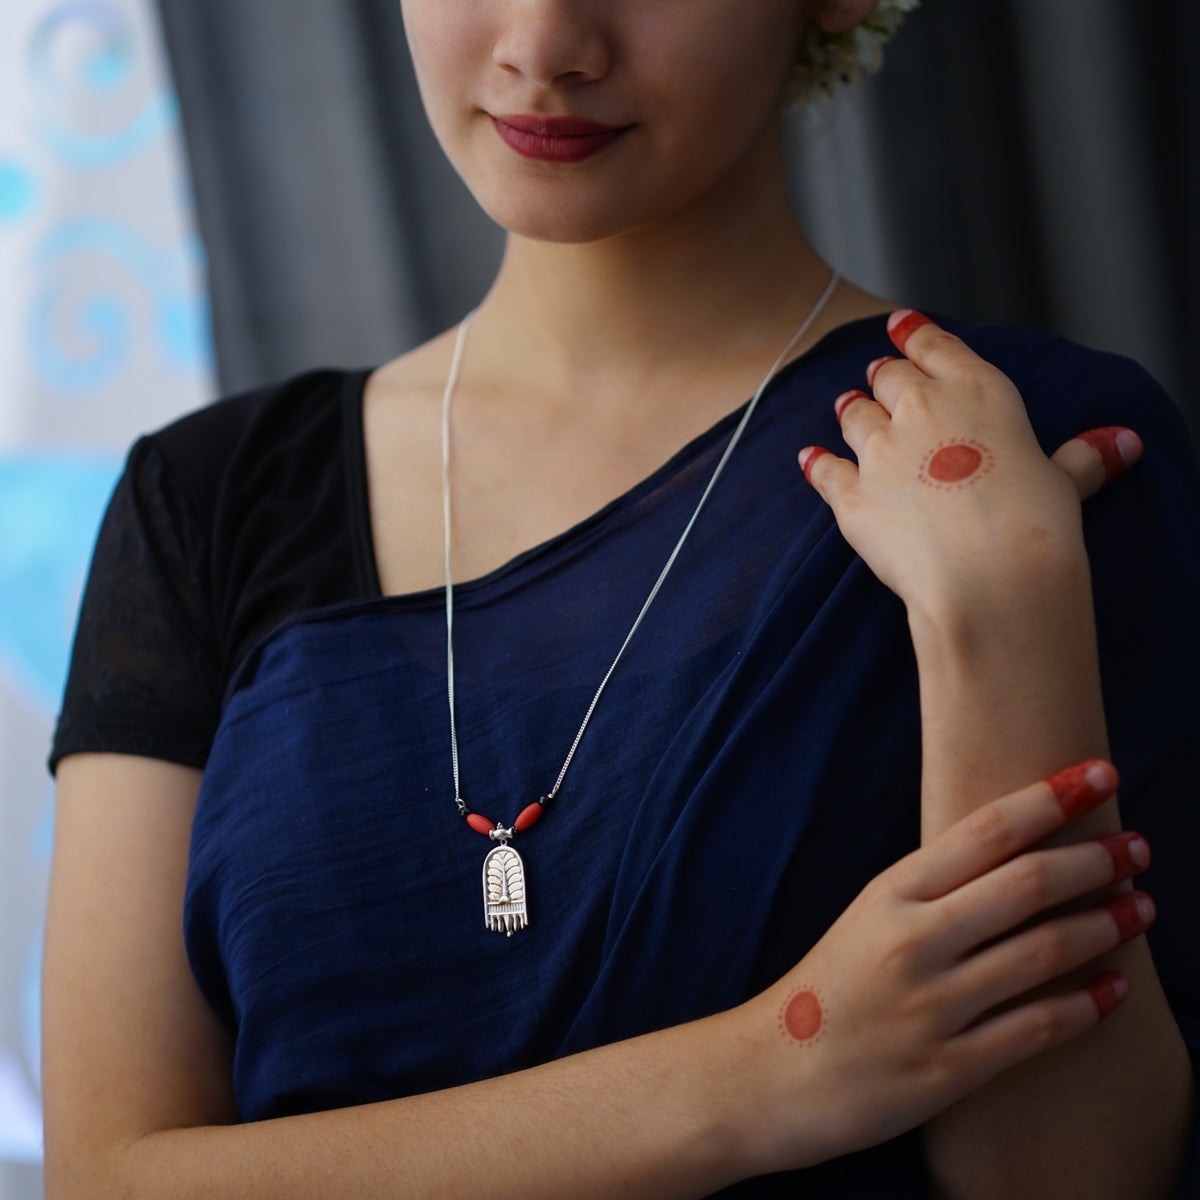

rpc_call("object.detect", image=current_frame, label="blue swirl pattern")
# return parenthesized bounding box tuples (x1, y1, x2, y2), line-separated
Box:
(29, 218, 211, 393)
(0, 1, 216, 1180)
(30, 1, 178, 170)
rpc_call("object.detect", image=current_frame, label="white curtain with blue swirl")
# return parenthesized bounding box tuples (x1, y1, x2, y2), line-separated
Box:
(0, 1, 214, 1195)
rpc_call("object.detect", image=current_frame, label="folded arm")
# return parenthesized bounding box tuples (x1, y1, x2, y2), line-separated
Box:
(48, 748, 1161, 1197)
(802, 310, 1195, 1199)
(44, 756, 780, 1200)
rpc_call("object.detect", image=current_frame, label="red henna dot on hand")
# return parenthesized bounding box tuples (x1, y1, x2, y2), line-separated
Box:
(918, 440, 995, 491)
(785, 991, 822, 1038)
(929, 444, 983, 483)
(779, 986, 826, 1044)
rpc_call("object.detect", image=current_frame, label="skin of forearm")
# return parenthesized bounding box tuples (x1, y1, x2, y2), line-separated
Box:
(908, 552, 1195, 1199)
(76, 1007, 823, 1200)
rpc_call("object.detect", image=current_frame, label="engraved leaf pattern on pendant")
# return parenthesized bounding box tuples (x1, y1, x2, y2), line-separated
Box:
(486, 847, 525, 904)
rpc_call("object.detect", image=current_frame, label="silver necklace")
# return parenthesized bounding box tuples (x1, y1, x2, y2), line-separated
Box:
(443, 270, 840, 935)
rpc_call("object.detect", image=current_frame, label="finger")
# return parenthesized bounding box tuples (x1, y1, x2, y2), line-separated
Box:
(930, 832, 1150, 960)
(945, 971, 1128, 1092)
(1050, 426, 1143, 501)
(901, 760, 1119, 902)
(836, 389, 891, 455)
(887, 309, 1005, 384)
(948, 891, 1154, 1025)
(864, 355, 926, 415)
(799, 445, 858, 505)
(834, 388, 872, 424)
(888, 309, 937, 354)
(865, 356, 902, 391)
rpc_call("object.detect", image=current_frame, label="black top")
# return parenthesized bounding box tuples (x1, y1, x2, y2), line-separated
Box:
(51, 366, 377, 769)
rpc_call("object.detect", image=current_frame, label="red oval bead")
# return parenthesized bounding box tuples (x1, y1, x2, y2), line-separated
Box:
(466, 814, 495, 835)
(514, 802, 543, 831)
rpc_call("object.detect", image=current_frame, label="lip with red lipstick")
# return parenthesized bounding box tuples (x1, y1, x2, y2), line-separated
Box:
(491, 114, 629, 163)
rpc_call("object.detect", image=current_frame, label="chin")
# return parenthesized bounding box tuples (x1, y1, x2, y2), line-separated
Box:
(474, 183, 659, 246)
(485, 208, 640, 245)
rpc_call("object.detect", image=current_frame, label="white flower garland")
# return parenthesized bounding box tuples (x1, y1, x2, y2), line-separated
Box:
(789, 0, 921, 106)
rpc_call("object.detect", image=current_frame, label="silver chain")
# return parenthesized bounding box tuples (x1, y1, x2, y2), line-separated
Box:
(443, 270, 841, 820)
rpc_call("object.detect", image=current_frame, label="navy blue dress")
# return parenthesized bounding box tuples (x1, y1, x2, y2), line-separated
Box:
(55, 317, 1200, 1196)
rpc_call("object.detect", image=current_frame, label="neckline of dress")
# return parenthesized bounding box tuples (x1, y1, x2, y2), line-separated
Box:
(347, 312, 892, 606)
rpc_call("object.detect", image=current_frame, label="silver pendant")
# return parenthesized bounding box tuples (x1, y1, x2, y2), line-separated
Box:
(483, 842, 528, 936)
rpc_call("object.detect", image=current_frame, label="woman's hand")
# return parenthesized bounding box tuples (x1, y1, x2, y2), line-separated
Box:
(741, 760, 1153, 1173)
(798, 311, 1143, 628)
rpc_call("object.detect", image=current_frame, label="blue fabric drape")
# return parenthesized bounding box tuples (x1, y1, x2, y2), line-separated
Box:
(182, 318, 1200, 1196)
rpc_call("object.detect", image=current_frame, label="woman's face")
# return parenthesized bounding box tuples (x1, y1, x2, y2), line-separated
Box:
(400, 0, 808, 244)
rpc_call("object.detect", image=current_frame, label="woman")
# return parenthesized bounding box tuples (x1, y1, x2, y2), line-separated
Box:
(41, 1, 1199, 1196)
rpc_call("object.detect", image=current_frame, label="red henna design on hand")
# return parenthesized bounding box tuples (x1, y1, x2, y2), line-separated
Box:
(778, 986, 826, 1045)
(1077, 426, 1139, 485)
(799, 446, 831, 485)
(1087, 970, 1129, 1020)
(866, 356, 897, 389)
(1096, 831, 1151, 881)
(1047, 760, 1117, 820)
(1107, 891, 1156, 943)
(929, 444, 983, 483)
(887, 308, 934, 354)
(918, 441, 996, 490)
(834, 390, 869, 424)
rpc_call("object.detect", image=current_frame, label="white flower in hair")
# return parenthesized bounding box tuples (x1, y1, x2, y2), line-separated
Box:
(790, 0, 921, 105)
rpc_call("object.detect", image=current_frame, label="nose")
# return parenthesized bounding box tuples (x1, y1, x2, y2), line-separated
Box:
(492, 1, 610, 87)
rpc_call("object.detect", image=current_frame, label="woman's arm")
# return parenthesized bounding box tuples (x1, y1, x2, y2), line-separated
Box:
(45, 752, 1145, 1199)
(910, 553, 1193, 1200)
(43, 755, 756, 1200)
(803, 311, 1195, 1199)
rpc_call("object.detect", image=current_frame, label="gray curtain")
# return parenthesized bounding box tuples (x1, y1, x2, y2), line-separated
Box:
(156, 0, 1200, 438)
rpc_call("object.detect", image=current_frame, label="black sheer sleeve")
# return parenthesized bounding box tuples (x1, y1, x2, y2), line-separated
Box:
(49, 437, 222, 772)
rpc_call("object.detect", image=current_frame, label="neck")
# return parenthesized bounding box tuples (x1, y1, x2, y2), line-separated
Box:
(470, 123, 836, 401)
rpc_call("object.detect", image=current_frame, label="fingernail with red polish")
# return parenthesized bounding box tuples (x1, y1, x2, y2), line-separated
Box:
(1107, 890, 1156, 943)
(1097, 831, 1151, 881)
(834, 390, 866, 423)
(1047, 759, 1118, 819)
(866, 357, 894, 389)
(1087, 970, 1129, 1020)
(799, 446, 830, 485)
(887, 309, 934, 354)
